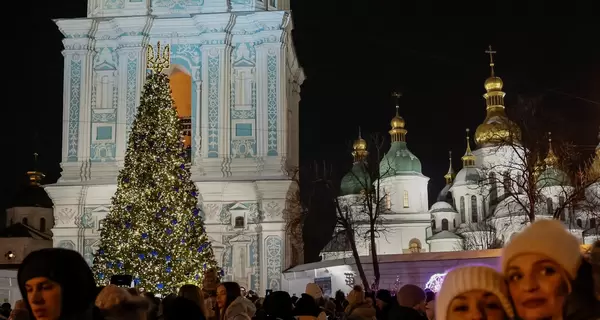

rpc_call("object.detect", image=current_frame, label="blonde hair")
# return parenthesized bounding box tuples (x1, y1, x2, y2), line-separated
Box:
(179, 284, 207, 316)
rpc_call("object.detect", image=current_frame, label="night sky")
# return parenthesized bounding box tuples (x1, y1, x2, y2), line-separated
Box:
(4, 2, 599, 261)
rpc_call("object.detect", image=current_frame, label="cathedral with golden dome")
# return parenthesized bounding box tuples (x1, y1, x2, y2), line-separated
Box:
(321, 46, 600, 260)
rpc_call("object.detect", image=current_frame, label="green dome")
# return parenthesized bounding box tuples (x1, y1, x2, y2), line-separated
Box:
(536, 167, 570, 188)
(379, 142, 422, 178)
(340, 163, 371, 196)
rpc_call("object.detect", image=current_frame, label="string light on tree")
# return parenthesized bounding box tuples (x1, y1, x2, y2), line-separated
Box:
(91, 42, 220, 294)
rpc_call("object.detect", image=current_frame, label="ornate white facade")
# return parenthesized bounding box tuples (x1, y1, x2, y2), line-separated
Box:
(44, 0, 304, 293)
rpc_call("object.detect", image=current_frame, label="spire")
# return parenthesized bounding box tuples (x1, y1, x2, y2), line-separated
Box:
(534, 152, 544, 178)
(27, 152, 45, 186)
(462, 129, 476, 167)
(475, 46, 521, 147)
(485, 45, 497, 77)
(389, 92, 407, 143)
(444, 151, 455, 184)
(352, 127, 368, 163)
(544, 132, 559, 167)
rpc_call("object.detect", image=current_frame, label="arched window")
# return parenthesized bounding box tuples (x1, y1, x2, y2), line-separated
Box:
(489, 172, 498, 204)
(471, 195, 478, 223)
(453, 219, 456, 228)
(234, 216, 245, 228)
(503, 172, 511, 195)
(408, 239, 422, 253)
(576, 219, 583, 228)
(546, 198, 553, 215)
(559, 196, 565, 220)
(169, 67, 193, 162)
(442, 219, 449, 231)
(22, 217, 28, 226)
(40, 218, 46, 232)
(591, 218, 597, 229)
(385, 191, 391, 210)
(403, 190, 409, 208)
(431, 219, 436, 230)
(460, 196, 465, 223)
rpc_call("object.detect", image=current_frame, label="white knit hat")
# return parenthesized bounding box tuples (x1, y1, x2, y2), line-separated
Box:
(305, 283, 323, 299)
(501, 219, 581, 279)
(435, 265, 514, 320)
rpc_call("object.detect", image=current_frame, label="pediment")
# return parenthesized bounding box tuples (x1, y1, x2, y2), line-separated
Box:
(234, 60, 254, 68)
(95, 62, 116, 70)
(208, 236, 225, 248)
(229, 234, 253, 243)
(229, 202, 248, 211)
(91, 206, 110, 213)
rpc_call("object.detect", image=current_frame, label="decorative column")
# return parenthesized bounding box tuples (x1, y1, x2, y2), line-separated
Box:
(256, 43, 288, 176)
(198, 40, 233, 177)
(56, 20, 98, 182)
(114, 17, 153, 168)
(256, 180, 292, 291)
(45, 185, 85, 252)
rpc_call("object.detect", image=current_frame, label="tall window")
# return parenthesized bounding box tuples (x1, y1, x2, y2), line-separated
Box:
(385, 191, 391, 210)
(234, 216, 245, 228)
(576, 219, 583, 228)
(460, 196, 465, 223)
(403, 190, 409, 208)
(559, 196, 565, 220)
(489, 172, 498, 204)
(471, 195, 478, 223)
(591, 218, 597, 229)
(431, 219, 436, 230)
(546, 198, 553, 215)
(442, 219, 449, 231)
(503, 172, 511, 195)
(40, 218, 46, 232)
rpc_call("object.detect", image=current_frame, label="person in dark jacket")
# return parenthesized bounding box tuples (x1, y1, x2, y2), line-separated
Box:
(387, 285, 427, 320)
(374, 290, 392, 320)
(17, 248, 103, 320)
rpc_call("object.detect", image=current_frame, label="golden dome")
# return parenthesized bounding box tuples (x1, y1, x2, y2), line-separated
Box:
(391, 115, 405, 129)
(474, 118, 521, 147)
(484, 76, 503, 92)
(353, 136, 367, 151)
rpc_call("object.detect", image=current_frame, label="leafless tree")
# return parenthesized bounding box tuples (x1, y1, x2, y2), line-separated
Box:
(472, 95, 599, 223)
(308, 133, 393, 291)
(456, 219, 504, 250)
(283, 167, 305, 266)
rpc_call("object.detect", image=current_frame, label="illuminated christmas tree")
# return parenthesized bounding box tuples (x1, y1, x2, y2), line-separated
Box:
(92, 42, 219, 294)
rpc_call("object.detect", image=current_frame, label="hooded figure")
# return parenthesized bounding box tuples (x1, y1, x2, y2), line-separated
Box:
(17, 248, 100, 320)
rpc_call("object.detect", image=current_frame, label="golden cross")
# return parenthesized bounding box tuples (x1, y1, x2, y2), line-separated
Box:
(485, 45, 497, 76)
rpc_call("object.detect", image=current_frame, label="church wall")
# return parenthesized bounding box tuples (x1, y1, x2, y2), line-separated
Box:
(284, 250, 501, 295)
(380, 176, 429, 214)
(5, 207, 54, 232)
(0, 270, 20, 306)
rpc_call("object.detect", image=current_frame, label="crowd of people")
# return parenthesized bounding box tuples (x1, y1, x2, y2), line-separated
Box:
(2, 219, 599, 320)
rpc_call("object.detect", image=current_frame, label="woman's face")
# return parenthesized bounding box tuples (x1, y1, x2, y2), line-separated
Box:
(216, 285, 227, 309)
(446, 290, 505, 320)
(506, 253, 568, 320)
(425, 299, 435, 320)
(25, 277, 62, 320)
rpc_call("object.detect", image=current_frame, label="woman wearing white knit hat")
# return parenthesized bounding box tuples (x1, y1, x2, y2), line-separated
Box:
(501, 219, 582, 320)
(435, 265, 514, 320)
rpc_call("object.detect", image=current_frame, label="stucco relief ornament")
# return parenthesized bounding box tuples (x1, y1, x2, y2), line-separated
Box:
(57, 208, 77, 225)
(146, 41, 170, 74)
(264, 201, 281, 218)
